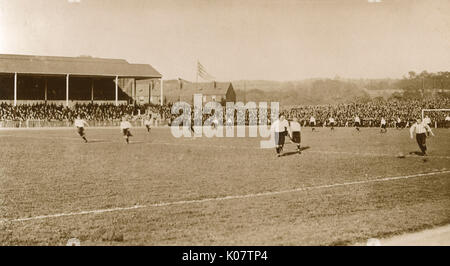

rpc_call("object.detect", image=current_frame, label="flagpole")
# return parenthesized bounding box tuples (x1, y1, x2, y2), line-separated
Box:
(196, 59, 199, 92)
(178, 78, 182, 101)
(244, 80, 247, 103)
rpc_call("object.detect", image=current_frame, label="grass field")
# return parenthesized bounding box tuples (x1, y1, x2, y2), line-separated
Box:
(0, 126, 449, 245)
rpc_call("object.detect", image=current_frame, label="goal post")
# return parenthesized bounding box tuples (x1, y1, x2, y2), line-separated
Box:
(422, 109, 450, 128)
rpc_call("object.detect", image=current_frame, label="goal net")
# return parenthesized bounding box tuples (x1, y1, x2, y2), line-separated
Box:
(422, 109, 450, 128)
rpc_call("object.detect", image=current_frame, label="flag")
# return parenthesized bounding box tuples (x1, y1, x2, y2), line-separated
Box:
(197, 61, 215, 81)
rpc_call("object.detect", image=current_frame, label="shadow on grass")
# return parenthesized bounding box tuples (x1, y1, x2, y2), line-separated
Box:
(281, 146, 310, 157)
(409, 151, 425, 156)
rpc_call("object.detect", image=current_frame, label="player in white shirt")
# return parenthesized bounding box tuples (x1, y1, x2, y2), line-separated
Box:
(328, 116, 335, 131)
(424, 115, 431, 127)
(410, 118, 434, 156)
(226, 117, 234, 130)
(288, 118, 302, 154)
(354, 115, 361, 132)
(211, 117, 219, 129)
(154, 113, 161, 127)
(144, 114, 152, 133)
(395, 117, 402, 130)
(271, 115, 290, 157)
(445, 115, 450, 128)
(74, 115, 89, 143)
(309, 116, 316, 132)
(380, 117, 387, 133)
(120, 116, 133, 144)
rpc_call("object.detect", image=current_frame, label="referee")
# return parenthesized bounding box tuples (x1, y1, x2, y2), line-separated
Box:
(410, 118, 434, 156)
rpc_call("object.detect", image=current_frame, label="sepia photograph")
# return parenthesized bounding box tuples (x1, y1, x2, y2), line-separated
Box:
(0, 0, 449, 254)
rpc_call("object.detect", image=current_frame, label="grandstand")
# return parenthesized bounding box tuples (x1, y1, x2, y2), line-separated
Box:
(0, 54, 162, 106)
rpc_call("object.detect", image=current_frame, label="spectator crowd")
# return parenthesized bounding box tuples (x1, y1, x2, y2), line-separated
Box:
(0, 103, 171, 122)
(283, 98, 450, 127)
(1, 97, 449, 127)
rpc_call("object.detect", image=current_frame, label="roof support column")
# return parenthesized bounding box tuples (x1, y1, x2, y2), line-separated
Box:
(13, 72, 17, 106)
(160, 78, 163, 106)
(91, 79, 94, 104)
(44, 78, 48, 104)
(133, 78, 136, 106)
(66, 74, 69, 107)
(149, 80, 153, 104)
(115, 75, 118, 106)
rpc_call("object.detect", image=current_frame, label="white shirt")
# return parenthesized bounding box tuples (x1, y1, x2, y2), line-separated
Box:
(397, 118, 401, 123)
(310, 116, 316, 123)
(271, 119, 290, 133)
(410, 122, 432, 136)
(120, 121, 132, 130)
(289, 121, 301, 132)
(329, 117, 335, 123)
(144, 119, 152, 125)
(381, 119, 386, 125)
(424, 117, 431, 124)
(445, 116, 450, 121)
(74, 119, 86, 128)
(355, 117, 360, 123)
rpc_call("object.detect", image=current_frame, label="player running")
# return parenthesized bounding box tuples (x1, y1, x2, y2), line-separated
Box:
(328, 116, 335, 131)
(144, 114, 152, 133)
(445, 115, 450, 128)
(211, 117, 219, 130)
(120, 116, 133, 144)
(424, 115, 432, 128)
(395, 117, 402, 130)
(380, 117, 387, 133)
(354, 115, 361, 132)
(410, 117, 434, 156)
(309, 115, 316, 131)
(74, 115, 89, 143)
(271, 115, 290, 157)
(288, 118, 302, 154)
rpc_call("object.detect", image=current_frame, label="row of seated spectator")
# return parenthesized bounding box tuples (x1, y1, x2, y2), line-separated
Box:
(0, 102, 171, 122)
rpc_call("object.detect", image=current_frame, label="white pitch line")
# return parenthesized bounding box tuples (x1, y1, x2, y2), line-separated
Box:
(309, 150, 450, 159)
(5, 169, 450, 223)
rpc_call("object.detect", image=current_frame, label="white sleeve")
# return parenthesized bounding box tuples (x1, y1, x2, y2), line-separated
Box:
(409, 124, 415, 137)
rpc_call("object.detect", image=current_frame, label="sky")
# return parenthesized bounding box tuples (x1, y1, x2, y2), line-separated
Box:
(0, 0, 449, 81)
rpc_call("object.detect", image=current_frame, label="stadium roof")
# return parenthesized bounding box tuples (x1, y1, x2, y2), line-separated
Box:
(0, 54, 162, 79)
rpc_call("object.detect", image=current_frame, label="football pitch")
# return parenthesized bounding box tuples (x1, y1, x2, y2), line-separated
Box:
(0, 126, 449, 245)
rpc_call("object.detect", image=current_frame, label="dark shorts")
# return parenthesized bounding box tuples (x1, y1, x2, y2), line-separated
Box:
(355, 122, 360, 127)
(381, 124, 386, 129)
(122, 128, 132, 137)
(291, 131, 301, 143)
(275, 132, 286, 146)
(310, 121, 315, 126)
(416, 133, 427, 151)
(77, 127, 85, 136)
(329, 122, 335, 127)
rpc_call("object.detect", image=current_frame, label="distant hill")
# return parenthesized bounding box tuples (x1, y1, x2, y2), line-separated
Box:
(156, 78, 402, 105)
